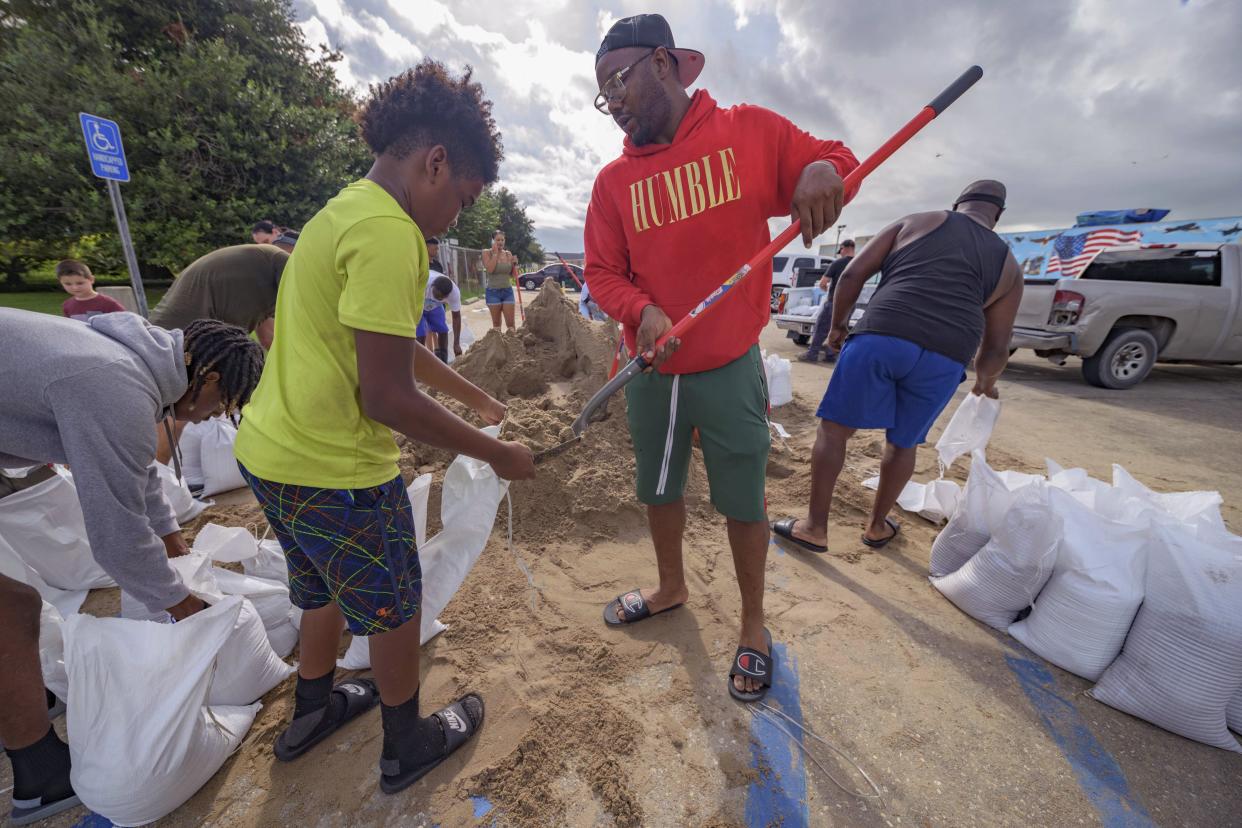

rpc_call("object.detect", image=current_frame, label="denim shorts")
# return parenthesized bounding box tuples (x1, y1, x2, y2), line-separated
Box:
(485, 286, 515, 306)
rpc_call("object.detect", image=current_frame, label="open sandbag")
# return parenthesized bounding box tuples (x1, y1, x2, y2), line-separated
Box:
(340, 453, 505, 669)
(1111, 465, 1226, 532)
(0, 467, 114, 590)
(864, 476, 960, 525)
(931, 484, 1059, 630)
(245, 538, 289, 583)
(65, 599, 262, 825)
(1009, 488, 1150, 680)
(0, 528, 87, 617)
(935, 393, 1000, 472)
(1090, 524, 1242, 752)
(929, 451, 1012, 577)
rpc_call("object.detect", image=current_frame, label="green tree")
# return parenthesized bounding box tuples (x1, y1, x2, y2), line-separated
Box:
(0, 0, 371, 285)
(450, 187, 542, 263)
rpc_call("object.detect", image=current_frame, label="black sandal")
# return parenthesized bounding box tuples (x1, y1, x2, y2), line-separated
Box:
(379, 693, 485, 794)
(861, 517, 901, 549)
(274, 678, 380, 762)
(729, 628, 775, 704)
(603, 589, 684, 626)
(771, 517, 828, 553)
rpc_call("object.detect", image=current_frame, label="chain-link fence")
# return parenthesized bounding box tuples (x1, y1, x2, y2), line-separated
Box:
(441, 243, 486, 299)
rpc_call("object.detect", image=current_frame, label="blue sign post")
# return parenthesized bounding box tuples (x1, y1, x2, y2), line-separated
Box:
(78, 113, 147, 316)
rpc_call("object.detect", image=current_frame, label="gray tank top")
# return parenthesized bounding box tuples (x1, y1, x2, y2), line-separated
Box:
(852, 212, 1008, 365)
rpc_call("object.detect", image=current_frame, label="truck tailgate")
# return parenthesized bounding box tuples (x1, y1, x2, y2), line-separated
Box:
(1015, 280, 1057, 329)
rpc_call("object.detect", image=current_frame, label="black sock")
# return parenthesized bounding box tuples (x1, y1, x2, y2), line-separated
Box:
(6, 726, 73, 805)
(380, 689, 446, 768)
(293, 669, 336, 720)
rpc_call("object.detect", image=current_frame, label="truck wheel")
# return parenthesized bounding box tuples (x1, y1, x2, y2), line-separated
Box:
(1081, 328, 1158, 389)
(793, 334, 810, 346)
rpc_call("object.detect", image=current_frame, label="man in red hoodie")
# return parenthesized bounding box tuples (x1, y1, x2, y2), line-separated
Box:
(585, 13, 858, 702)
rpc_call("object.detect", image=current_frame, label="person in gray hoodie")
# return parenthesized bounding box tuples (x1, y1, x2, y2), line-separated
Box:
(0, 309, 264, 825)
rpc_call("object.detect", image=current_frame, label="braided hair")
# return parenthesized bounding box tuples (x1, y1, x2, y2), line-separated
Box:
(182, 319, 265, 417)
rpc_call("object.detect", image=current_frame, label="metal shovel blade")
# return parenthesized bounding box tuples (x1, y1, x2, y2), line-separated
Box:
(532, 356, 646, 464)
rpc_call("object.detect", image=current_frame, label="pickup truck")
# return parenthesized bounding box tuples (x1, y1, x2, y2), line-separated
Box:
(774, 275, 879, 345)
(1010, 243, 1242, 388)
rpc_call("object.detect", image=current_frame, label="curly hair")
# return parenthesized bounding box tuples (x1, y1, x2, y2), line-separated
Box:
(182, 319, 265, 417)
(357, 58, 503, 183)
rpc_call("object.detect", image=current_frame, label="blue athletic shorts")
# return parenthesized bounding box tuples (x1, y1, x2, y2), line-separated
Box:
(485, 286, 515, 306)
(416, 304, 448, 337)
(818, 333, 966, 448)
(239, 465, 421, 636)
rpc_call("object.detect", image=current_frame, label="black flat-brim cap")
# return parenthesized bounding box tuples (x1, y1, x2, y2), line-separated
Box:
(596, 13, 705, 88)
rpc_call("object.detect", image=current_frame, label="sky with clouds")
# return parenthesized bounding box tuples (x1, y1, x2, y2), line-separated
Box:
(293, 0, 1241, 255)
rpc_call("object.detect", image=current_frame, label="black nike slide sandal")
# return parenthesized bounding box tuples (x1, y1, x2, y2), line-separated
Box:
(379, 693, 485, 795)
(274, 678, 379, 762)
(603, 589, 684, 626)
(771, 517, 828, 553)
(9, 792, 82, 827)
(861, 517, 901, 549)
(729, 628, 775, 704)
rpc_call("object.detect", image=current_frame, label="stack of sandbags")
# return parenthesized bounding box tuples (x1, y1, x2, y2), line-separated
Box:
(154, 461, 209, 524)
(64, 597, 280, 825)
(177, 416, 248, 496)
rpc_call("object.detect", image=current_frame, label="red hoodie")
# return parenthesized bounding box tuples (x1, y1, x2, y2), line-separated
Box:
(585, 89, 858, 374)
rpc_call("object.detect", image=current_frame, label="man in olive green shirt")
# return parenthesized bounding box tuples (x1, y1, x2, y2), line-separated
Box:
(150, 245, 288, 349)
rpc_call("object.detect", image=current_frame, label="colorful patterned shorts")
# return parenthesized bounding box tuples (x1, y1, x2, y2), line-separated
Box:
(240, 465, 421, 636)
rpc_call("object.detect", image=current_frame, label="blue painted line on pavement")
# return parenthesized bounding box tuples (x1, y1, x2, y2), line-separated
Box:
(71, 814, 112, 827)
(745, 642, 808, 828)
(1005, 655, 1153, 828)
(470, 795, 494, 819)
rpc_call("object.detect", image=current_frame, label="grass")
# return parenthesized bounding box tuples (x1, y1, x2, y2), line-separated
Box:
(1, 289, 167, 316)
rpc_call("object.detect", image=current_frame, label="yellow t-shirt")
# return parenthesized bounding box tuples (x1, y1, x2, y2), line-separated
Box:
(235, 179, 428, 488)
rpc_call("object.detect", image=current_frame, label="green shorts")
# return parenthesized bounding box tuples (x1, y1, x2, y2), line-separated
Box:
(625, 345, 770, 522)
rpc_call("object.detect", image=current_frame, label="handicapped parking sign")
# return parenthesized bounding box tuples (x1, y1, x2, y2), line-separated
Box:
(78, 112, 130, 182)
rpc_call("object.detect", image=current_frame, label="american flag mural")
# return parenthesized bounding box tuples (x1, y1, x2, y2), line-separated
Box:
(1045, 228, 1144, 277)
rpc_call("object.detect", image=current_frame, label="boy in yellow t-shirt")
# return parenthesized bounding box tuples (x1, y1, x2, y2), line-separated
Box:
(235, 60, 535, 795)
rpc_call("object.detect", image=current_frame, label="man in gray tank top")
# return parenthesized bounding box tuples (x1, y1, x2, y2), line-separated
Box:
(773, 180, 1023, 553)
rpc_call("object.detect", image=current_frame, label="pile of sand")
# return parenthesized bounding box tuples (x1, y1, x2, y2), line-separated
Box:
(401, 282, 711, 543)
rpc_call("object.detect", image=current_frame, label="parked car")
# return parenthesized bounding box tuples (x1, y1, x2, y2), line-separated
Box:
(774, 274, 880, 345)
(1009, 243, 1242, 388)
(519, 264, 583, 291)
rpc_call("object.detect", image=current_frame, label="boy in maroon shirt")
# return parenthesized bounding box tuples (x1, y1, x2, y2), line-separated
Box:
(585, 14, 857, 702)
(57, 260, 126, 320)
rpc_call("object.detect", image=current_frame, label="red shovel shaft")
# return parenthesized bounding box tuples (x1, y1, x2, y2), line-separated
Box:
(652, 64, 983, 353)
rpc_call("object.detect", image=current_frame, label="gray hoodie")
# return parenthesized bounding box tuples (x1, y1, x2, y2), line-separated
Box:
(0, 308, 190, 612)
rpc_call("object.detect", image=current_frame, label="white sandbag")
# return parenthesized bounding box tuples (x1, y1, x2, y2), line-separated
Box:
(935, 393, 1000, 472)
(1009, 488, 1150, 680)
(208, 597, 294, 706)
(864, 476, 961, 524)
(339, 440, 507, 669)
(408, 473, 432, 547)
(1111, 465, 1226, 532)
(931, 484, 1059, 630)
(929, 451, 1014, 577)
(154, 461, 208, 524)
(763, 353, 793, 408)
(244, 538, 289, 583)
(213, 568, 300, 658)
(0, 468, 114, 590)
(39, 600, 68, 702)
(194, 522, 259, 563)
(1090, 524, 1242, 752)
(65, 600, 261, 825)
(1229, 689, 1242, 735)
(0, 530, 88, 617)
(176, 417, 246, 495)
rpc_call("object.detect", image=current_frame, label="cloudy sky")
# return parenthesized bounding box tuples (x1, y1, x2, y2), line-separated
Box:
(293, 0, 1241, 254)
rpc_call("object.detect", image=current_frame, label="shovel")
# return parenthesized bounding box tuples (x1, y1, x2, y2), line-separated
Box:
(533, 65, 984, 465)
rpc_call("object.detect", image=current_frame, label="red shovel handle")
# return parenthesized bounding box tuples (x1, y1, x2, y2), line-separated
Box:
(649, 65, 984, 356)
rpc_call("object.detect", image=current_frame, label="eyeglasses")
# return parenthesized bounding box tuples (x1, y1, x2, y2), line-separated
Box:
(594, 50, 654, 113)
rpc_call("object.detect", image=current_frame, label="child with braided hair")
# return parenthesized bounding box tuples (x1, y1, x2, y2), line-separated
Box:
(0, 310, 265, 823)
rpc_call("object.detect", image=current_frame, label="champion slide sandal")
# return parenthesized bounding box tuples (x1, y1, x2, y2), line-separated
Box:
(274, 678, 379, 762)
(603, 589, 684, 626)
(771, 517, 828, 553)
(861, 517, 901, 549)
(379, 693, 485, 795)
(729, 627, 775, 704)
